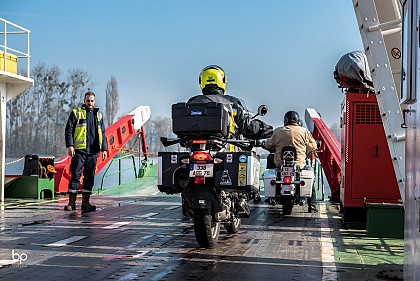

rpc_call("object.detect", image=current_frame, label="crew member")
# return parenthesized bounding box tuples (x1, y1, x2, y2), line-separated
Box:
(64, 91, 108, 213)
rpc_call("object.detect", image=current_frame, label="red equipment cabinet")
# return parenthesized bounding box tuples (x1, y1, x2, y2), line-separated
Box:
(340, 92, 401, 222)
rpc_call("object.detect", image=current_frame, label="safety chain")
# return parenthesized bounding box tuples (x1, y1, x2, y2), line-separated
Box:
(6, 150, 155, 167)
(5, 156, 25, 166)
(121, 131, 159, 156)
(120, 149, 159, 157)
(5, 155, 70, 166)
(126, 131, 141, 152)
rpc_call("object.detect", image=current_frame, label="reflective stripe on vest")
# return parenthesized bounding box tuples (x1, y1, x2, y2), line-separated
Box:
(73, 108, 103, 150)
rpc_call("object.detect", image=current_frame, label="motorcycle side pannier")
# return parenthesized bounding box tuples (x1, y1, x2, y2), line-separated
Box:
(262, 169, 277, 197)
(214, 151, 260, 194)
(300, 169, 315, 198)
(172, 102, 231, 138)
(158, 152, 189, 194)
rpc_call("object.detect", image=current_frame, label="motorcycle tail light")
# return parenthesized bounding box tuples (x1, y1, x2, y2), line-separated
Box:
(283, 176, 292, 185)
(192, 140, 207, 144)
(300, 181, 305, 186)
(194, 176, 205, 185)
(191, 152, 213, 162)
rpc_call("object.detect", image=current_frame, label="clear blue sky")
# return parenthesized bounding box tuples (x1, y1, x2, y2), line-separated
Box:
(4, 0, 363, 128)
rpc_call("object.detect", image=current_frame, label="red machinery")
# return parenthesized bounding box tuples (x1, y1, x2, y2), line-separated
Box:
(54, 106, 150, 194)
(306, 91, 401, 223)
(340, 92, 400, 222)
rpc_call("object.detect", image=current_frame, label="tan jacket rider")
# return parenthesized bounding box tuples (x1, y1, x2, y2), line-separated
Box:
(265, 112, 317, 168)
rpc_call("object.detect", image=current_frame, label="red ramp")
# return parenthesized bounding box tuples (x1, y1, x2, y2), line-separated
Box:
(305, 108, 341, 201)
(54, 106, 151, 193)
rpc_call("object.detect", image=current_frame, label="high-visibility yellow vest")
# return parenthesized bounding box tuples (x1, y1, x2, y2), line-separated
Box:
(72, 107, 104, 150)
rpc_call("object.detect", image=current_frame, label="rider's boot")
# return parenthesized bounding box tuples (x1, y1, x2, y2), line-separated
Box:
(254, 192, 262, 203)
(307, 186, 318, 213)
(236, 198, 250, 218)
(307, 197, 318, 213)
(308, 204, 318, 213)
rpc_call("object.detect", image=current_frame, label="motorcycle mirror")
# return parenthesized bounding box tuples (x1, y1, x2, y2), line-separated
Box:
(257, 105, 268, 116)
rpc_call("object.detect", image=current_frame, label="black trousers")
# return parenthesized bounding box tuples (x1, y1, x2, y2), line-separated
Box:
(68, 152, 99, 194)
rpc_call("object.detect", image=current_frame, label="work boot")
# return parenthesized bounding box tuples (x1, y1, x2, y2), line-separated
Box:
(81, 193, 96, 213)
(64, 193, 77, 211)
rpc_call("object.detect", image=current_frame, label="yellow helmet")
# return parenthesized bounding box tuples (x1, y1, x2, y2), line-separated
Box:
(199, 65, 227, 93)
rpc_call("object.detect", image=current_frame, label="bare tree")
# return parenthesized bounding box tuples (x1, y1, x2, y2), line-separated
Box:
(6, 90, 31, 155)
(6, 62, 92, 157)
(144, 116, 178, 154)
(105, 76, 120, 126)
(68, 69, 91, 109)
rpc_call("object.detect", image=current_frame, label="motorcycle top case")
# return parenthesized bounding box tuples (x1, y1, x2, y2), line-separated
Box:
(172, 102, 231, 138)
(158, 151, 189, 194)
(214, 151, 260, 194)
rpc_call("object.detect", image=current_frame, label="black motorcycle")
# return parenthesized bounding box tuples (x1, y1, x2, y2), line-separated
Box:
(158, 102, 272, 247)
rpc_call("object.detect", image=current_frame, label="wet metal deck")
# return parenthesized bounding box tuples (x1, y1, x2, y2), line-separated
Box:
(0, 194, 403, 280)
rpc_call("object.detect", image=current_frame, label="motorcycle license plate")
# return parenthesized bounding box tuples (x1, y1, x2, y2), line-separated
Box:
(281, 167, 294, 177)
(189, 164, 213, 177)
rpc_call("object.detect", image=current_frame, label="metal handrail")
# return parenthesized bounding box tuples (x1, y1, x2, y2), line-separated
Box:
(0, 18, 31, 77)
(98, 154, 138, 192)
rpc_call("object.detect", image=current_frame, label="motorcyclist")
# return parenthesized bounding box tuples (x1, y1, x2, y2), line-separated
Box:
(264, 111, 318, 213)
(188, 65, 268, 139)
(188, 65, 271, 203)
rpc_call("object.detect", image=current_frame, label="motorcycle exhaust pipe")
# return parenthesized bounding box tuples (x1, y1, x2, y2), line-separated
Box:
(216, 210, 231, 221)
(299, 198, 307, 206)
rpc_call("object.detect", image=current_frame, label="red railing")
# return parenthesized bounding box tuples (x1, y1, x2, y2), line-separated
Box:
(305, 109, 341, 201)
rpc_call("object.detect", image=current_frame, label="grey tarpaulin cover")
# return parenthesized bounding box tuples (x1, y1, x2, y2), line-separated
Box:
(334, 51, 373, 89)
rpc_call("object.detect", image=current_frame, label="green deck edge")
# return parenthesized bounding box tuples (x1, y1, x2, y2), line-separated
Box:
(326, 203, 404, 280)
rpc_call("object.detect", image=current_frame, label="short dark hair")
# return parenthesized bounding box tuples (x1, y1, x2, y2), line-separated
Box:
(84, 91, 95, 99)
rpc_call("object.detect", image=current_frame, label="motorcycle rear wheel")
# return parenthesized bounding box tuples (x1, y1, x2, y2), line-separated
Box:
(283, 200, 293, 215)
(193, 210, 220, 247)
